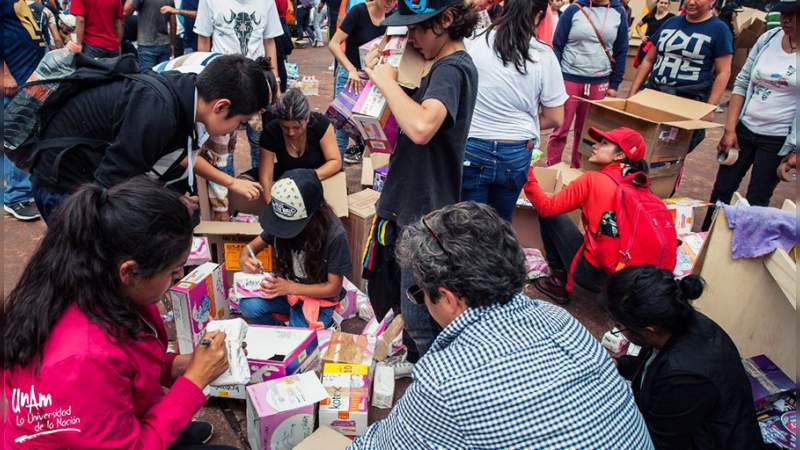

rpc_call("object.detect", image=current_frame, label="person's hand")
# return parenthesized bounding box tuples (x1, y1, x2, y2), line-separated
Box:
(261, 275, 294, 299)
(179, 193, 200, 214)
(365, 63, 398, 88)
(228, 178, 263, 201)
(346, 70, 363, 92)
(606, 88, 618, 97)
(160, 5, 177, 14)
(239, 247, 263, 273)
(169, 44, 176, 58)
(701, 110, 715, 122)
(717, 129, 738, 156)
(364, 44, 382, 70)
(785, 153, 797, 169)
(183, 331, 228, 389)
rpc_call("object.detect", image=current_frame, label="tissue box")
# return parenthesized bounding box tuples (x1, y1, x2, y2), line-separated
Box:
(246, 372, 329, 450)
(234, 272, 271, 299)
(351, 81, 399, 154)
(319, 363, 371, 437)
(332, 278, 365, 324)
(322, 332, 376, 367)
(326, 79, 368, 141)
(743, 355, 795, 414)
(187, 236, 211, 266)
(362, 310, 395, 337)
(205, 318, 250, 387)
(168, 262, 229, 354)
(373, 166, 389, 192)
(371, 364, 395, 409)
(207, 325, 320, 399)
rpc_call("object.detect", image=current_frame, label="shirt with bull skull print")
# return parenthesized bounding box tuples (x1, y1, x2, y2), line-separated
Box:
(194, 0, 283, 59)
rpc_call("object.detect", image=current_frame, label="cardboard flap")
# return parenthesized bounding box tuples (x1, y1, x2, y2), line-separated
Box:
(294, 426, 352, 450)
(663, 119, 724, 130)
(195, 220, 262, 236)
(629, 89, 716, 120)
(348, 189, 381, 219)
(323, 172, 349, 218)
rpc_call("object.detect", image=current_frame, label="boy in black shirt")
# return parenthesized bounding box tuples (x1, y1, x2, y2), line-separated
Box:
(362, 0, 479, 358)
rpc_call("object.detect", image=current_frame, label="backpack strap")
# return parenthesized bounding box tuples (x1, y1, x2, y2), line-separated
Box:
(576, 4, 615, 65)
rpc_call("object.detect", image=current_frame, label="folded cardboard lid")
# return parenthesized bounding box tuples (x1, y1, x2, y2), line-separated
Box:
(628, 89, 716, 120)
(194, 220, 262, 236)
(584, 89, 720, 130)
(323, 172, 349, 218)
(348, 188, 381, 219)
(294, 426, 352, 450)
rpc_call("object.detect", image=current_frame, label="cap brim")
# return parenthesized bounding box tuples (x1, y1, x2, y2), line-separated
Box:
(259, 203, 312, 240)
(588, 127, 613, 144)
(381, 8, 446, 26)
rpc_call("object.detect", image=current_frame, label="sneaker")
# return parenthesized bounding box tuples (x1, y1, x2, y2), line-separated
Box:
(715, 105, 724, 113)
(343, 145, 363, 164)
(391, 361, 414, 379)
(4, 200, 41, 221)
(532, 275, 569, 305)
(172, 421, 214, 446)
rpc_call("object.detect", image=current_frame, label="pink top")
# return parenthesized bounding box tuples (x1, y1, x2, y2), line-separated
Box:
(4, 303, 207, 449)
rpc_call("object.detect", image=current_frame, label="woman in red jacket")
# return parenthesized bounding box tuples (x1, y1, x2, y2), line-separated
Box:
(4, 177, 235, 449)
(525, 126, 648, 303)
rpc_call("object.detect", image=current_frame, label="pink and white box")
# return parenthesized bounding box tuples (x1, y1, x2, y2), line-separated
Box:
(351, 81, 399, 154)
(168, 262, 229, 354)
(234, 272, 272, 299)
(246, 371, 330, 450)
(187, 236, 212, 266)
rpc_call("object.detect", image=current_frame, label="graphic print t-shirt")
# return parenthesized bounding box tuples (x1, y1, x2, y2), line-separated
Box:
(650, 15, 732, 88)
(194, 0, 283, 58)
(3, 0, 46, 84)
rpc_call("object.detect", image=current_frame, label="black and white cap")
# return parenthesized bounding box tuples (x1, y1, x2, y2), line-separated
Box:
(259, 168, 323, 239)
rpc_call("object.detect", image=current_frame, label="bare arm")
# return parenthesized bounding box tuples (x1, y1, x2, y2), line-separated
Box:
(123, 0, 136, 17)
(327, 28, 358, 74)
(629, 44, 656, 96)
(169, 13, 177, 56)
(75, 15, 85, 45)
(49, 22, 64, 48)
(707, 54, 733, 107)
(284, 273, 345, 298)
(197, 35, 211, 52)
(258, 149, 275, 204)
(115, 18, 123, 47)
(539, 105, 564, 131)
(264, 38, 279, 81)
(315, 125, 342, 179)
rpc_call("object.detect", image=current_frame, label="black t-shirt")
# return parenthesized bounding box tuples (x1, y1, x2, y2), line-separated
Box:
(261, 217, 353, 285)
(377, 51, 478, 226)
(340, 3, 385, 71)
(259, 112, 331, 180)
(642, 12, 675, 40)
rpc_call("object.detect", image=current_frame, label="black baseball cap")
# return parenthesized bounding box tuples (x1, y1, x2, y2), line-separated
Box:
(259, 169, 323, 239)
(771, 0, 800, 13)
(382, 0, 462, 26)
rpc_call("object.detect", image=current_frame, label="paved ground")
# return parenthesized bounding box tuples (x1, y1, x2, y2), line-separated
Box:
(2, 43, 795, 448)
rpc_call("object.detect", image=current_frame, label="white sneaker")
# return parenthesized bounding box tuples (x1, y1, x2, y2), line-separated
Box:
(390, 361, 414, 379)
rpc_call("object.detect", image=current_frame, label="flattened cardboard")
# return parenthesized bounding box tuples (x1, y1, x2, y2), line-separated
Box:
(342, 189, 382, 289)
(322, 171, 349, 218)
(361, 152, 391, 186)
(293, 426, 352, 450)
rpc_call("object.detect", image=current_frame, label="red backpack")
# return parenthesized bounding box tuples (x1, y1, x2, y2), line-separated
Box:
(570, 170, 677, 290)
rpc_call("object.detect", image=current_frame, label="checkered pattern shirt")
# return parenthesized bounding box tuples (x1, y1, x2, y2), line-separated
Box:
(350, 294, 654, 449)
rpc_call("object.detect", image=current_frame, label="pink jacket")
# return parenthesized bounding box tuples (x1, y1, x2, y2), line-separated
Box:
(4, 303, 207, 449)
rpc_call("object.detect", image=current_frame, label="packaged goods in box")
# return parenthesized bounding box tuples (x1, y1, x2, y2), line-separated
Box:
(168, 262, 229, 354)
(322, 331, 376, 367)
(743, 355, 796, 414)
(187, 236, 211, 266)
(373, 166, 389, 192)
(234, 272, 272, 299)
(326, 75, 369, 141)
(319, 363, 371, 437)
(351, 81, 399, 154)
(673, 232, 707, 278)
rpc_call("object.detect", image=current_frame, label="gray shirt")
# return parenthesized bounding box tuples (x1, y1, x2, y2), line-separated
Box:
(133, 0, 172, 46)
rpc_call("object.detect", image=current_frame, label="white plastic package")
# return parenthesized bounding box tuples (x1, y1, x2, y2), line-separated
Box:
(234, 272, 272, 299)
(205, 318, 250, 387)
(371, 364, 395, 409)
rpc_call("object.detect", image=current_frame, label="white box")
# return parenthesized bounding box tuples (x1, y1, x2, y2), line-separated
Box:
(168, 262, 229, 354)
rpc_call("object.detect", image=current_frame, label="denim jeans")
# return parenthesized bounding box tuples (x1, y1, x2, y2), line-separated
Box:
(461, 138, 531, 222)
(223, 125, 261, 177)
(311, 3, 325, 43)
(399, 268, 441, 358)
(82, 43, 120, 59)
(238, 296, 335, 328)
(333, 65, 350, 159)
(138, 45, 170, 71)
(32, 186, 71, 223)
(3, 97, 34, 206)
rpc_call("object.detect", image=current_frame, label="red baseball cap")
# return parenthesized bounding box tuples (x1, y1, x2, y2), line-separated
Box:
(588, 127, 646, 162)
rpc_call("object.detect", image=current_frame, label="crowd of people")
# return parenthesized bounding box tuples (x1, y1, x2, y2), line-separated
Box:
(3, 0, 797, 447)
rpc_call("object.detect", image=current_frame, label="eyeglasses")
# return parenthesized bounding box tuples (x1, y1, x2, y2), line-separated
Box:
(421, 214, 451, 258)
(610, 327, 629, 336)
(406, 284, 426, 305)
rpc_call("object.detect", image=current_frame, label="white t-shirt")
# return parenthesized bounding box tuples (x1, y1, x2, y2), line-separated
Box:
(194, 0, 283, 59)
(741, 32, 798, 137)
(465, 31, 568, 144)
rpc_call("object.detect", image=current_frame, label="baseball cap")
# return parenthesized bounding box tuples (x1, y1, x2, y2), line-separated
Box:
(588, 127, 646, 162)
(771, 0, 800, 13)
(382, 0, 462, 26)
(259, 169, 323, 239)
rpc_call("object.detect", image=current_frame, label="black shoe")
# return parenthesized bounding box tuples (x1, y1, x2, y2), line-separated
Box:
(4, 200, 41, 221)
(172, 421, 214, 447)
(344, 145, 364, 164)
(532, 275, 569, 305)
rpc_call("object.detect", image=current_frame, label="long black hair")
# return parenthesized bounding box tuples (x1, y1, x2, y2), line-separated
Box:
(605, 265, 705, 334)
(4, 177, 193, 369)
(482, 0, 549, 74)
(272, 203, 337, 284)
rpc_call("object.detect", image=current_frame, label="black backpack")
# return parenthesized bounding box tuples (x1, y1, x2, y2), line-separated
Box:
(3, 52, 177, 176)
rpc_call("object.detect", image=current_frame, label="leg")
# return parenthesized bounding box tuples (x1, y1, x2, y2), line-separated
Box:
(399, 267, 440, 357)
(570, 81, 607, 168)
(539, 214, 584, 273)
(278, 55, 288, 93)
(333, 66, 350, 160)
(744, 137, 784, 207)
(32, 187, 70, 224)
(460, 138, 493, 208)
(238, 297, 291, 325)
(137, 46, 158, 71)
(3, 154, 34, 206)
(489, 143, 530, 222)
(158, 45, 171, 65)
(546, 80, 581, 166)
(287, 302, 336, 328)
(247, 123, 261, 172)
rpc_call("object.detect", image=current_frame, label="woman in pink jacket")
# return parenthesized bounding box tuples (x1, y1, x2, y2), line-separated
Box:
(4, 177, 234, 449)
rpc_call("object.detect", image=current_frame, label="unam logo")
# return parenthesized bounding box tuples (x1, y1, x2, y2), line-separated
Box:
(11, 386, 52, 414)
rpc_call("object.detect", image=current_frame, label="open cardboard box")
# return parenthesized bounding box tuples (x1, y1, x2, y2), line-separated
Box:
(341, 189, 382, 290)
(729, 9, 767, 89)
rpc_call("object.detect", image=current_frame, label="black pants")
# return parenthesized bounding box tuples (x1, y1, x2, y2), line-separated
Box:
(82, 43, 120, 59)
(295, 6, 312, 40)
(702, 122, 786, 230)
(278, 54, 288, 92)
(539, 214, 607, 293)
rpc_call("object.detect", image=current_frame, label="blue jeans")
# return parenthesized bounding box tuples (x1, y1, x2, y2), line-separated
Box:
(333, 65, 350, 160)
(239, 296, 335, 328)
(3, 97, 34, 206)
(461, 138, 532, 222)
(138, 45, 170, 71)
(83, 43, 120, 59)
(224, 125, 261, 177)
(32, 187, 71, 223)
(399, 268, 440, 357)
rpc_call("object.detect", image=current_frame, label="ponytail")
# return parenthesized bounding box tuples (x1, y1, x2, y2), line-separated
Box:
(483, 0, 549, 74)
(4, 177, 193, 369)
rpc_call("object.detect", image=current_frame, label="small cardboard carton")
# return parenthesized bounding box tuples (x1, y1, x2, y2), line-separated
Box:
(187, 236, 212, 266)
(168, 262, 229, 354)
(673, 231, 707, 279)
(332, 277, 365, 324)
(294, 426, 352, 450)
(373, 166, 389, 192)
(323, 171, 350, 218)
(341, 189, 382, 289)
(359, 26, 432, 89)
(319, 363, 371, 437)
(322, 331, 377, 367)
(351, 81, 399, 154)
(224, 242, 273, 273)
(245, 372, 330, 450)
(361, 151, 391, 187)
(326, 75, 369, 141)
(663, 197, 712, 236)
(743, 354, 795, 414)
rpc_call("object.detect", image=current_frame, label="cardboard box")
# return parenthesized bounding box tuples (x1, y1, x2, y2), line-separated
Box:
(187, 236, 212, 266)
(673, 231, 707, 279)
(351, 81, 399, 154)
(326, 76, 369, 142)
(361, 151, 390, 187)
(332, 277, 365, 324)
(168, 262, 229, 354)
(319, 363, 371, 437)
(294, 426, 352, 450)
(223, 242, 273, 272)
(359, 27, 432, 90)
(373, 166, 389, 192)
(245, 371, 329, 450)
(322, 331, 376, 367)
(729, 10, 767, 89)
(743, 354, 795, 414)
(341, 189, 381, 290)
(663, 197, 711, 235)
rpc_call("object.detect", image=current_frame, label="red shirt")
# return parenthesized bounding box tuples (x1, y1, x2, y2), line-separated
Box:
(71, 0, 123, 52)
(275, 0, 288, 20)
(4, 303, 207, 449)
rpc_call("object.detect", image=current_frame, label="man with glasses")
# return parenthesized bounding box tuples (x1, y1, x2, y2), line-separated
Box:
(350, 201, 654, 449)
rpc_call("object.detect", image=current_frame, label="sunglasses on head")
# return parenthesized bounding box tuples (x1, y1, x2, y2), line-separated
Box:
(406, 284, 426, 305)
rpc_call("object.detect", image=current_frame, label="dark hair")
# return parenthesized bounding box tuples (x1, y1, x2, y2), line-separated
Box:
(396, 201, 527, 307)
(482, 0, 549, 74)
(417, 2, 480, 40)
(196, 55, 278, 117)
(273, 203, 336, 284)
(605, 265, 704, 334)
(4, 177, 193, 369)
(273, 88, 311, 122)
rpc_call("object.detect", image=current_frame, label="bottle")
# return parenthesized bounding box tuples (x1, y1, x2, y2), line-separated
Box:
(530, 148, 544, 163)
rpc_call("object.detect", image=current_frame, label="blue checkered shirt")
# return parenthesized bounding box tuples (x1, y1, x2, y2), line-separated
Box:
(350, 293, 654, 449)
